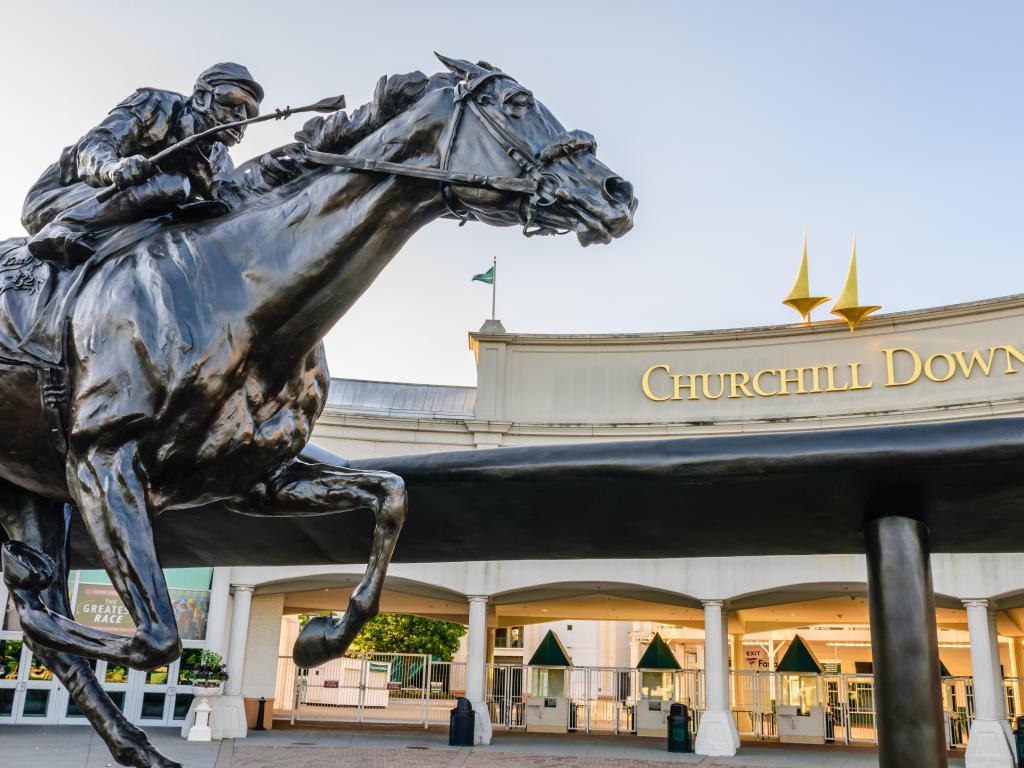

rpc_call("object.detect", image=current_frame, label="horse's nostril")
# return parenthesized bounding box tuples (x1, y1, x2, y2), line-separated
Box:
(604, 176, 634, 206)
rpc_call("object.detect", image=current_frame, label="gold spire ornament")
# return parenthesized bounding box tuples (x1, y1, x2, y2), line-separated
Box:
(830, 236, 881, 331)
(782, 230, 830, 322)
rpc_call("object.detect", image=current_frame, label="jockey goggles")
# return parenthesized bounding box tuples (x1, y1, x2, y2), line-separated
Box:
(211, 84, 260, 118)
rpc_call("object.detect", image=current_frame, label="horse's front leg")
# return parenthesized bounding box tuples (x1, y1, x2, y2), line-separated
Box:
(232, 455, 406, 667)
(0, 492, 180, 768)
(4, 442, 180, 670)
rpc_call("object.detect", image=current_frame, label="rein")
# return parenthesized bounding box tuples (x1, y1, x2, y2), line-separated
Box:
(303, 71, 591, 237)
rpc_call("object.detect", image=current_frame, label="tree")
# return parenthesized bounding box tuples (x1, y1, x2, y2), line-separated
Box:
(349, 614, 466, 661)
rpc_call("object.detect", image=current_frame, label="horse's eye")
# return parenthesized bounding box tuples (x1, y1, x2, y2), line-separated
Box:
(506, 91, 534, 109)
(477, 94, 494, 106)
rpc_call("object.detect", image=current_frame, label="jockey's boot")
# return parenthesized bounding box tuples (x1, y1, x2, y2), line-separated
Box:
(27, 220, 95, 269)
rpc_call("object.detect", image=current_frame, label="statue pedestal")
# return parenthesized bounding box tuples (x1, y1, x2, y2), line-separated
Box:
(180, 693, 248, 740)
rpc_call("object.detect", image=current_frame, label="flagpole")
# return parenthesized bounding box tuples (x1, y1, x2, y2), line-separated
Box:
(491, 255, 497, 321)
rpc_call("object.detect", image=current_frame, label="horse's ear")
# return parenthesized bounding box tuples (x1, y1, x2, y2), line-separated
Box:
(434, 52, 488, 81)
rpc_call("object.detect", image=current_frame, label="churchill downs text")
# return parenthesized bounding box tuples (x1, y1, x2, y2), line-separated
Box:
(641, 344, 1024, 402)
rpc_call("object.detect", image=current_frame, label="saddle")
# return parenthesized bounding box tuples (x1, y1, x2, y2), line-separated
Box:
(0, 238, 59, 368)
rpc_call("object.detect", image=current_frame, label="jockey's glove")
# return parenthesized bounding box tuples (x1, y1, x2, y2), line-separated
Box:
(105, 155, 157, 190)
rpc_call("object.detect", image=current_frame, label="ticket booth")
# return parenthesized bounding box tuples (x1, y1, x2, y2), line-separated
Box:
(636, 633, 682, 737)
(525, 630, 573, 733)
(776, 634, 826, 744)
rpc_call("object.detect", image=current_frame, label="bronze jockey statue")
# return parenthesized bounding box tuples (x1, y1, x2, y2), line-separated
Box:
(22, 62, 264, 268)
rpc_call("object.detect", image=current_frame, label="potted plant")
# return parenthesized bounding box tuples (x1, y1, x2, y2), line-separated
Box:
(187, 650, 229, 695)
(186, 650, 229, 742)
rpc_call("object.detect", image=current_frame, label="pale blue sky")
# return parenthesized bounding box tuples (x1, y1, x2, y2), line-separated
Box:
(1, 1, 1021, 384)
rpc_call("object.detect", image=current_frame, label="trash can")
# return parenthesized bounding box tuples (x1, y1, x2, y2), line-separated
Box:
(1015, 715, 1024, 767)
(667, 703, 693, 753)
(449, 697, 475, 746)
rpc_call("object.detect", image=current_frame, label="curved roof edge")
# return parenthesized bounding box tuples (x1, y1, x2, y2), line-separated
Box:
(469, 293, 1024, 346)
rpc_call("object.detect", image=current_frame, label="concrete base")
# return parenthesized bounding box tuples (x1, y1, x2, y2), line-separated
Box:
(471, 700, 492, 746)
(693, 708, 739, 756)
(179, 693, 248, 740)
(965, 718, 1015, 768)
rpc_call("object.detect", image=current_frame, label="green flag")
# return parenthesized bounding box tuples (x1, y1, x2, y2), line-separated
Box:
(471, 266, 495, 285)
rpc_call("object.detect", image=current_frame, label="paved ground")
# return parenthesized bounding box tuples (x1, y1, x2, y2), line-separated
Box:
(0, 726, 968, 767)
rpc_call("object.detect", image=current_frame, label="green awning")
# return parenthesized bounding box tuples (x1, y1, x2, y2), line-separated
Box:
(528, 630, 573, 667)
(776, 634, 824, 674)
(636, 632, 681, 670)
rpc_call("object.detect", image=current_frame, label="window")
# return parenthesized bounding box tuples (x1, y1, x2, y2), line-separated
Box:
(495, 626, 524, 649)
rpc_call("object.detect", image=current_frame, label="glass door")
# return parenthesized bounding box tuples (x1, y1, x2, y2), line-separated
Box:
(131, 658, 178, 726)
(0, 637, 25, 722)
(19, 649, 57, 722)
(170, 646, 201, 725)
(56, 658, 132, 724)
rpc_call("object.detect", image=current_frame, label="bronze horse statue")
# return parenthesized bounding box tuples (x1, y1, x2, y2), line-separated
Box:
(0, 54, 635, 766)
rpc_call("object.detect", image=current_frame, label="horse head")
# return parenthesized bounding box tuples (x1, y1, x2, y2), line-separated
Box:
(325, 54, 630, 246)
(428, 54, 637, 246)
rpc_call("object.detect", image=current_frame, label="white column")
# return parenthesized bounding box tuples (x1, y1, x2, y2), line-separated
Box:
(466, 595, 492, 745)
(964, 599, 1015, 767)
(988, 608, 1014, 746)
(694, 600, 739, 756)
(225, 585, 254, 696)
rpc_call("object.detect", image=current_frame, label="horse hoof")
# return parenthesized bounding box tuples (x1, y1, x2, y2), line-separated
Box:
(109, 725, 182, 768)
(1, 541, 56, 591)
(293, 615, 337, 668)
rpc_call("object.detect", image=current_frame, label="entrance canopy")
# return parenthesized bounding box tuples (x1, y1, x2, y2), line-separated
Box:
(60, 415, 1024, 567)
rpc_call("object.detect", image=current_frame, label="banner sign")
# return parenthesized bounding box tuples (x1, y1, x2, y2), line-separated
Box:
(74, 583, 211, 640)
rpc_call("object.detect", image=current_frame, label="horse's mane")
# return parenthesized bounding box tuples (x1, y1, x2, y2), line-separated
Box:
(234, 69, 458, 198)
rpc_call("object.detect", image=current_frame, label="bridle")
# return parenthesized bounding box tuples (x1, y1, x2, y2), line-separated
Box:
(303, 70, 595, 237)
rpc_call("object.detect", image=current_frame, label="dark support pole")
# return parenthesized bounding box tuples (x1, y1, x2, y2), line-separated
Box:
(865, 516, 948, 768)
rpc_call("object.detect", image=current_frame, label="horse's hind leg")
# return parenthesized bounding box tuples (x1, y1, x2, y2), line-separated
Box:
(230, 450, 406, 668)
(0, 489, 181, 768)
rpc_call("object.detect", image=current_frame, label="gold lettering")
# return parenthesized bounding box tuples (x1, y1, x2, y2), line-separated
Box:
(778, 368, 811, 395)
(671, 373, 700, 401)
(882, 348, 922, 387)
(953, 348, 996, 378)
(848, 362, 872, 390)
(805, 366, 826, 394)
(727, 371, 754, 399)
(824, 364, 848, 392)
(641, 364, 671, 401)
(699, 373, 726, 400)
(752, 369, 778, 397)
(924, 352, 956, 383)
(1002, 345, 1024, 374)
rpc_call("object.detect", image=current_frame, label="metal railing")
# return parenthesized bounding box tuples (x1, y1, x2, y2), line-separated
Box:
(729, 671, 978, 749)
(274, 653, 1003, 748)
(276, 653, 466, 727)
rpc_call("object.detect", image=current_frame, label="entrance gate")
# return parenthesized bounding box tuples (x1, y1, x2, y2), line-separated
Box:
(282, 653, 467, 726)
